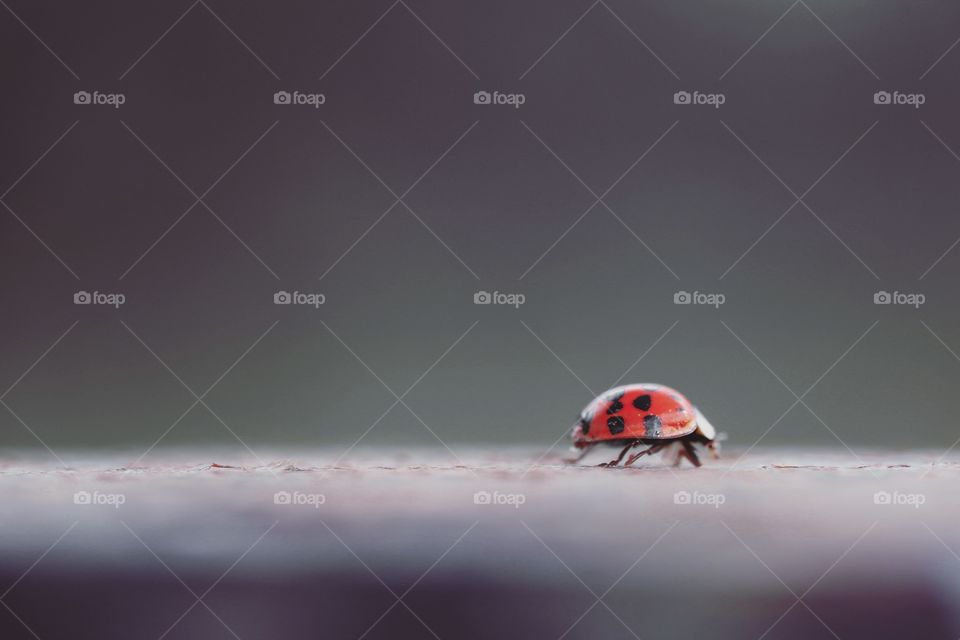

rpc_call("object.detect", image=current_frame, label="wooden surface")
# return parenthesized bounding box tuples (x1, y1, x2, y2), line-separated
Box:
(1, 447, 958, 639)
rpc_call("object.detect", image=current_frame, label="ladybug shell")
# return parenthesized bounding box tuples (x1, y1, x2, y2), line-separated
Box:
(572, 384, 697, 444)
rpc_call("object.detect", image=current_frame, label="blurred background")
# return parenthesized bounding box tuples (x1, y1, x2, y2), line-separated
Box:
(3, 0, 960, 457)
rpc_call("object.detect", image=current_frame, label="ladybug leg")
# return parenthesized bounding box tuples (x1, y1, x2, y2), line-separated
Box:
(680, 440, 702, 467)
(623, 443, 667, 467)
(706, 440, 721, 459)
(598, 440, 638, 467)
(665, 443, 685, 466)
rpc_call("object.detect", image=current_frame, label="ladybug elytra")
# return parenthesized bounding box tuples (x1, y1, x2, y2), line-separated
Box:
(570, 383, 719, 467)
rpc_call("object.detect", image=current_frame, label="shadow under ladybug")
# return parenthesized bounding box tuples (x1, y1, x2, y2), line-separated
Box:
(567, 384, 720, 468)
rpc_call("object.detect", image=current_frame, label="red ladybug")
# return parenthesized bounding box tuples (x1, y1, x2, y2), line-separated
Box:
(570, 384, 719, 467)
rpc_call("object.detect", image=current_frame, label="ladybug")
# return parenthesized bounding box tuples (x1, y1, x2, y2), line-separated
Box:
(569, 384, 719, 467)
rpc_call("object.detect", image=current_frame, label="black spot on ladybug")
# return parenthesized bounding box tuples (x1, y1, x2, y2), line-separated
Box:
(579, 416, 591, 435)
(643, 414, 662, 436)
(632, 394, 652, 411)
(607, 416, 625, 435)
(606, 393, 624, 415)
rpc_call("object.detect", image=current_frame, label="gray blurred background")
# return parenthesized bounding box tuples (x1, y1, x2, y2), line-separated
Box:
(3, 0, 960, 456)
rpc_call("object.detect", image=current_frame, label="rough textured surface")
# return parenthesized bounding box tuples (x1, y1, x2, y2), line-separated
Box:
(1, 447, 959, 639)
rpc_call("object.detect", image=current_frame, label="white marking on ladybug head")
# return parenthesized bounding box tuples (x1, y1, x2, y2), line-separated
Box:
(694, 407, 716, 440)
